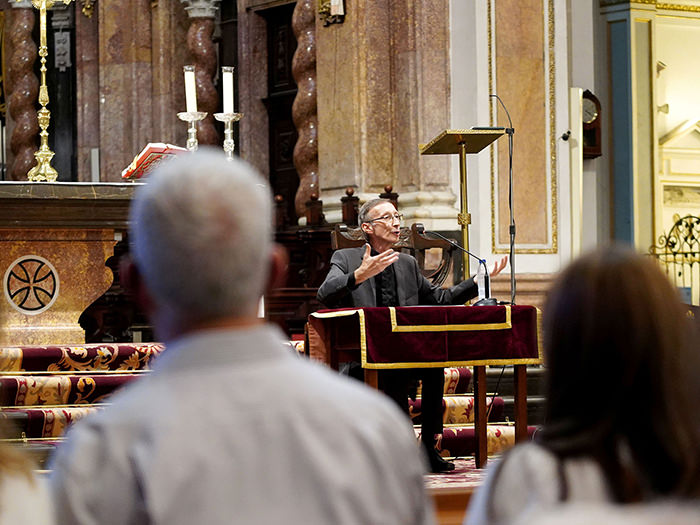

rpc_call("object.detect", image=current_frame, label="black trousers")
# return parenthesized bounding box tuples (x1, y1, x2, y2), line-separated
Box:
(379, 367, 444, 445)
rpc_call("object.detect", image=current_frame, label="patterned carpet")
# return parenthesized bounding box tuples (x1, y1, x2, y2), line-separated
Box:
(424, 457, 488, 491)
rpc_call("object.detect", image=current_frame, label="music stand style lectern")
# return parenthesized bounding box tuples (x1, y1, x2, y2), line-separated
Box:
(419, 129, 505, 272)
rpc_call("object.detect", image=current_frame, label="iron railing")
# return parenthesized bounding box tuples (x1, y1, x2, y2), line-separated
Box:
(649, 214, 700, 305)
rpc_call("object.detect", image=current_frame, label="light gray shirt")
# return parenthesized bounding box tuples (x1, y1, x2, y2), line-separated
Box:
(49, 324, 434, 525)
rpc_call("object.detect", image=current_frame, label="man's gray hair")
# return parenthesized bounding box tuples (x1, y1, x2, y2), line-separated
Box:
(358, 198, 392, 224)
(129, 149, 272, 322)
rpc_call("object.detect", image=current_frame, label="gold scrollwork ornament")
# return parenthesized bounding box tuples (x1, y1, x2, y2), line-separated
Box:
(80, 0, 95, 17)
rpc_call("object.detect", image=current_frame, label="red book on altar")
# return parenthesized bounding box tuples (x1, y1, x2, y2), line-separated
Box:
(121, 143, 188, 180)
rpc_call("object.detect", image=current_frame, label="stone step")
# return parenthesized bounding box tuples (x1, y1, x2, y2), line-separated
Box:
(484, 365, 546, 397)
(497, 395, 546, 426)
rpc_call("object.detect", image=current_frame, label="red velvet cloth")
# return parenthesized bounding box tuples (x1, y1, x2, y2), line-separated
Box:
(309, 305, 541, 369)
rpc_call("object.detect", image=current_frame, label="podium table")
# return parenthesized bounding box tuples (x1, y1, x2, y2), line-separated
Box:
(308, 305, 542, 467)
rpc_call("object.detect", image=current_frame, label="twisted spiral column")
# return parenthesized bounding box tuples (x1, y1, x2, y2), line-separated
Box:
(292, 0, 319, 218)
(182, 1, 219, 145)
(8, 6, 39, 181)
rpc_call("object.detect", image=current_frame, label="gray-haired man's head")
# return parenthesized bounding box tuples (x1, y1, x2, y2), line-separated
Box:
(129, 149, 272, 325)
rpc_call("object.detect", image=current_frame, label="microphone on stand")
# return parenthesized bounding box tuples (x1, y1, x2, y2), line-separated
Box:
(414, 224, 498, 306)
(490, 93, 516, 305)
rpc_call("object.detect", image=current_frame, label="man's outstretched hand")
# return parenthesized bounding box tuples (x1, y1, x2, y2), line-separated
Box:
(473, 256, 509, 284)
(353, 244, 399, 284)
(490, 256, 508, 278)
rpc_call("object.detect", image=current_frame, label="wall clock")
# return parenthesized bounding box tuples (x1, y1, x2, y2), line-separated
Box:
(582, 89, 602, 159)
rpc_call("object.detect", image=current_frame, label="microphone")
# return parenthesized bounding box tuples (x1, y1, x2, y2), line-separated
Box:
(489, 94, 515, 135)
(490, 93, 517, 305)
(414, 225, 498, 306)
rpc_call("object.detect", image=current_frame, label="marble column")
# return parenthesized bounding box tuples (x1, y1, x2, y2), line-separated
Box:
(180, 0, 220, 146)
(291, 0, 319, 216)
(7, 1, 39, 181)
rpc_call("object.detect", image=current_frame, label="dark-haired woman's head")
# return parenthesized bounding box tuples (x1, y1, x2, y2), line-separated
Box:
(540, 245, 700, 500)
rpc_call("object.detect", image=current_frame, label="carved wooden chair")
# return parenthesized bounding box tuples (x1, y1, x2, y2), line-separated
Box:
(331, 223, 455, 286)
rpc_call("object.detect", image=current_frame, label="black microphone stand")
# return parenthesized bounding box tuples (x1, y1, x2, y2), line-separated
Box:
(415, 226, 497, 306)
(490, 94, 516, 305)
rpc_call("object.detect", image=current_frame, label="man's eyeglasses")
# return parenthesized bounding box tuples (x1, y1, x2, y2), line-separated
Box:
(366, 213, 403, 224)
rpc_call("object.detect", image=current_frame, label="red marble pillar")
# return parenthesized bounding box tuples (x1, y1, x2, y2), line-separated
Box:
(180, 1, 220, 146)
(291, 0, 319, 218)
(7, 6, 39, 181)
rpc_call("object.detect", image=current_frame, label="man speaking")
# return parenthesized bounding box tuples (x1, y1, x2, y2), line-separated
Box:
(318, 198, 507, 473)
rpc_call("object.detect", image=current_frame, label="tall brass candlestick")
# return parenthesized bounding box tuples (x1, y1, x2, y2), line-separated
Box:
(17, 0, 74, 181)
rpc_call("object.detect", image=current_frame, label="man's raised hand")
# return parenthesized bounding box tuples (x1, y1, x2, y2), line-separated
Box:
(490, 256, 508, 279)
(353, 244, 400, 284)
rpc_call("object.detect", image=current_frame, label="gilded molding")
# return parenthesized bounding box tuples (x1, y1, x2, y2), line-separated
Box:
(548, 0, 558, 254)
(601, 0, 700, 12)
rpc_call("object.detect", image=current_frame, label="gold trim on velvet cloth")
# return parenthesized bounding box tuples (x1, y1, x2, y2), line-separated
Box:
(309, 306, 543, 370)
(388, 305, 512, 332)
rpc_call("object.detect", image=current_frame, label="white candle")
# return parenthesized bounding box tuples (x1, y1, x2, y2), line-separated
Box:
(222, 66, 234, 114)
(184, 65, 197, 113)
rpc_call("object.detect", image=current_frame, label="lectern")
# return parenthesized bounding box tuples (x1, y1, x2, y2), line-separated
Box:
(419, 129, 505, 272)
(307, 304, 542, 467)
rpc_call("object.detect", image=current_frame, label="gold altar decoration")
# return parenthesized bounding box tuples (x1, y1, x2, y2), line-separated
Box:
(79, 0, 95, 17)
(16, 0, 74, 182)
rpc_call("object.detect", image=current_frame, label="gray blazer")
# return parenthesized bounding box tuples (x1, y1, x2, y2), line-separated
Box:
(317, 246, 478, 308)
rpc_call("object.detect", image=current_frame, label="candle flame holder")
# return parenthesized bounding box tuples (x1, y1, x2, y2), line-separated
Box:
(213, 112, 244, 160)
(177, 111, 208, 151)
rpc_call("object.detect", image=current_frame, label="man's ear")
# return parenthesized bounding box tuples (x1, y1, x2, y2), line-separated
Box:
(360, 221, 372, 236)
(265, 244, 288, 294)
(119, 255, 155, 315)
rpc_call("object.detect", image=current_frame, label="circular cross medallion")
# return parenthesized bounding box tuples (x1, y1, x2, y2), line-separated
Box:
(3, 256, 60, 315)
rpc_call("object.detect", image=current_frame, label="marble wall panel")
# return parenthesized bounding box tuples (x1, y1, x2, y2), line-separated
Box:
(237, 2, 270, 178)
(495, 0, 549, 247)
(75, 3, 99, 182)
(98, 0, 154, 181)
(151, 0, 189, 147)
(316, 15, 359, 191)
(317, 0, 450, 198)
(401, 0, 450, 191)
(355, 0, 394, 191)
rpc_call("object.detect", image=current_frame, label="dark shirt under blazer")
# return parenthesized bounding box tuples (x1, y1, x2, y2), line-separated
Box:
(317, 246, 478, 309)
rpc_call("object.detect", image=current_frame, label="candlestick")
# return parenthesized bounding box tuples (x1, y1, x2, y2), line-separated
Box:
(213, 112, 244, 160)
(183, 65, 197, 113)
(222, 66, 234, 114)
(16, 0, 74, 181)
(177, 111, 207, 151)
